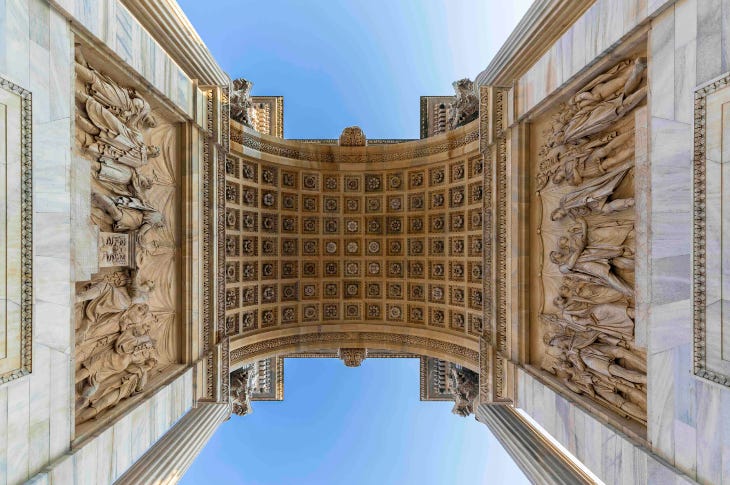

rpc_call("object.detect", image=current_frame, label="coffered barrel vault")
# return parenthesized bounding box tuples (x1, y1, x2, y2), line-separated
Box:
(225, 120, 484, 370)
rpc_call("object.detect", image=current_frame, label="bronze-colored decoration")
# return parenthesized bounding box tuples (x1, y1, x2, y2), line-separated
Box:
(535, 58, 647, 424)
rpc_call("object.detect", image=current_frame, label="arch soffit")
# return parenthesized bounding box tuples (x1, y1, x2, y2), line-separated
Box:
(229, 324, 480, 372)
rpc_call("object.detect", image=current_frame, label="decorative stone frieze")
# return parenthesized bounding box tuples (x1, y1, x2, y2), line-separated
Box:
(0, 75, 33, 383)
(533, 58, 647, 424)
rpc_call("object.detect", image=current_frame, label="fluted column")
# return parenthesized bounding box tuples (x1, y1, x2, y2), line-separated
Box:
(476, 404, 591, 485)
(116, 402, 230, 485)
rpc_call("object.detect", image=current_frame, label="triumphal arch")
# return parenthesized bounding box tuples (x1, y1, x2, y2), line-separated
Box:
(0, 0, 726, 483)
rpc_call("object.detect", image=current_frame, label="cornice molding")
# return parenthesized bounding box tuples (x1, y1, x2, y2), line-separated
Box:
(231, 120, 479, 166)
(475, 0, 593, 87)
(121, 0, 229, 86)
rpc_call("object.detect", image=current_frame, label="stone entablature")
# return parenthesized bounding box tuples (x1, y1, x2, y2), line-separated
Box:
(230, 120, 478, 165)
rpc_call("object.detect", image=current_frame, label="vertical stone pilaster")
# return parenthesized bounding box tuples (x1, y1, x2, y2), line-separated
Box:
(475, 404, 591, 485)
(115, 402, 230, 485)
(478, 85, 511, 405)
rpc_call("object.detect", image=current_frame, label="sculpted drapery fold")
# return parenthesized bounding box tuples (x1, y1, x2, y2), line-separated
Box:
(536, 57, 647, 424)
(73, 50, 179, 426)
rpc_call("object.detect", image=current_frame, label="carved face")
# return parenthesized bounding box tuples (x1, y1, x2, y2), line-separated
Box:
(128, 303, 149, 321)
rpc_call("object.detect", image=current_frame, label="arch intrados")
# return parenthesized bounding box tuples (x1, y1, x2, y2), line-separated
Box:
(229, 324, 479, 372)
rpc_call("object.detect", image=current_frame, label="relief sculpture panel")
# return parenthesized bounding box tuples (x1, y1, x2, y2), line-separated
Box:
(533, 58, 647, 424)
(73, 49, 180, 426)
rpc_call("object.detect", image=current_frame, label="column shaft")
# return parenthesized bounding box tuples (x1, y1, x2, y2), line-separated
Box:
(115, 402, 230, 485)
(476, 404, 591, 485)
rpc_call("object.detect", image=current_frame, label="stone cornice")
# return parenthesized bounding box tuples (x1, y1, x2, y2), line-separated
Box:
(121, 0, 229, 86)
(475, 0, 593, 87)
(231, 120, 479, 167)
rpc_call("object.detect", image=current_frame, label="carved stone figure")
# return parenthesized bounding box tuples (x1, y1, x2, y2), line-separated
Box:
(230, 365, 257, 416)
(76, 358, 157, 422)
(554, 295, 635, 339)
(230, 78, 254, 126)
(75, 51, 178, 426)
(545, 333, 646, 385)
(447, 78, 479, 129)
(538, 57, 645, 423)
(549, 218, 634, 296)
(558, 57, 647, 143)
(91, 192, 165, 243)
(558, 278, 626, 306)
(76, 333, 157, 398)
(75, 51, 159, 170)
(552, 361, 646, 421)
(539, 313, 630, 351)
(540, 130, 634, 188)
(550, 163, 634, 220)
(75, 271, 155, 344)
(450, 367, 479, 417)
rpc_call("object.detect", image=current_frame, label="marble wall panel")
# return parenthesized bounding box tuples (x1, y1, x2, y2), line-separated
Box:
(515, 0, 674, 118)
(49, 0, 196, 117)
(0, 2, 76, 484)
(516, 367, 692, 485)
(33, 368, 193, 484)
(645, 1, 730, 483)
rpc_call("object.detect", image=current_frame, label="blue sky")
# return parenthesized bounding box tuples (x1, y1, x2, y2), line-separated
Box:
(177, 0, 533, 139)
(177, 1, 533, 483)
(181, 359, 528, 485)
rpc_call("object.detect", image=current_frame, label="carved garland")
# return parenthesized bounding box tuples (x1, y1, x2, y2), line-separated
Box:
(230, 332, 479, 366)
(693, 73, 730, 386)
(0, 76, 32, 383)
